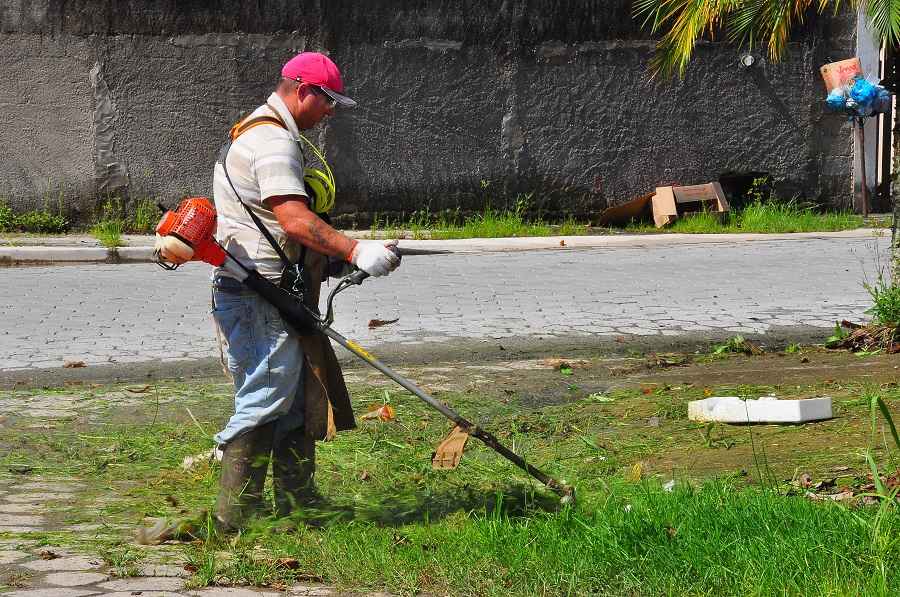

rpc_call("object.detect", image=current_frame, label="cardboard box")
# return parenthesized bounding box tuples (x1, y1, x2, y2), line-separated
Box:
(652, 183, 730, 228)
(596, 192, 654, 226)
(820, 57, 862, 92)
(597, 183, 730, 228)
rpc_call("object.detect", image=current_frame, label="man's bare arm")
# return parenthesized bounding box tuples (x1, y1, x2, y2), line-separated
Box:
(267, 195, 356, 260)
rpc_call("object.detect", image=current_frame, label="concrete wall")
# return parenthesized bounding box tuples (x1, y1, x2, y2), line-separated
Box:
(0, 1, 858, 224)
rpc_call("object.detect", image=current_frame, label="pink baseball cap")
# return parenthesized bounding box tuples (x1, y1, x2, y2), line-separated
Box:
(281, 52, 357, 108)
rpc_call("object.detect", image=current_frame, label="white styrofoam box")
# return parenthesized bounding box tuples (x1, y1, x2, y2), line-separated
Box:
(687, 396, 833, 424)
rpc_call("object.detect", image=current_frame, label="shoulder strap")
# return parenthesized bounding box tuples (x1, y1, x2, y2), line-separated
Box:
(220, 112, 294, 268)
(229, 115, 287, 141)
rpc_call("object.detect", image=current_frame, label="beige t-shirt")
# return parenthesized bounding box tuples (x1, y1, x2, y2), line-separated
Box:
(213, 93, 308, 280)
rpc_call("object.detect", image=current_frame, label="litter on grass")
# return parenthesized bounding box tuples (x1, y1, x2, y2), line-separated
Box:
(688, 395, 833, 424)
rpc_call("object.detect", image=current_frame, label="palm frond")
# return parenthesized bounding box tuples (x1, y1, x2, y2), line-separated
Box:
(867, 0, 900, 47)
(634, 0, 743, 78)
(635, 0, 895, 79)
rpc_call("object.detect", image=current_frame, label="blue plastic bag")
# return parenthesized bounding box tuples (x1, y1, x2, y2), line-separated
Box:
(826, 88, 847, 111)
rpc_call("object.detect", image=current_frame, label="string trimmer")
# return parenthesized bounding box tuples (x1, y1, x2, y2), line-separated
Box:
(154, 197, 575, 504)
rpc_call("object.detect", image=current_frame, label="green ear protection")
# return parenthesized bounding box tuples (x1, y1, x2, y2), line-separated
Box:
(298, 133, 336, 214)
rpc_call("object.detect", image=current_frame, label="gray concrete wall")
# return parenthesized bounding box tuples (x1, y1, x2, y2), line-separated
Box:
(0, 0, 857, 224)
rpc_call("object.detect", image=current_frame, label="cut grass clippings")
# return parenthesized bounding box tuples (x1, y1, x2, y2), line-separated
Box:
(1, 353, 899, 595)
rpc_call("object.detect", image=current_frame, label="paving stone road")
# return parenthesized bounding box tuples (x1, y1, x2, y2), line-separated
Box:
(0, 234, 889, 374)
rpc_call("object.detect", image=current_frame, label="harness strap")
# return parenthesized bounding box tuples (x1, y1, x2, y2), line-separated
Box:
(221, 109, 308, 272)
(229, 115, 287, 141)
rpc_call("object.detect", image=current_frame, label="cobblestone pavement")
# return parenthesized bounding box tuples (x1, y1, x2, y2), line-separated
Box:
(0, 476, 353, 596)
(0, 235, 889, 373)
(0, 389, 400, 595)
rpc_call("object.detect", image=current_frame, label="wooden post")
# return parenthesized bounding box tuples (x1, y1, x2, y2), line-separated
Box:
(854, 117, 870, 217)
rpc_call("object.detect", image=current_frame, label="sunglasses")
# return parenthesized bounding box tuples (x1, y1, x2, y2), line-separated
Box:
(307, 84, 337, 108)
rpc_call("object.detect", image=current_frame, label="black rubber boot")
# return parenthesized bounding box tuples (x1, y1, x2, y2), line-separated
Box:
(272, 431, 319, 517)
(214, 421, 275, 532)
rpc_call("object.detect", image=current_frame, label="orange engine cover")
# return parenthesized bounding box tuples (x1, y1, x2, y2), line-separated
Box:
(157, 197, 217, 245)
(155, 197, 226, 266)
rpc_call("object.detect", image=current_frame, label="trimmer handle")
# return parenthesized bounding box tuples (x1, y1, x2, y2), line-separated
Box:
(347, 268, 370, 285)
(347, 244, 401, 285)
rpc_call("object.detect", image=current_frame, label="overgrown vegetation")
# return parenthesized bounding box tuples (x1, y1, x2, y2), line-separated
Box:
(11, 209, 69, 233)
(366, 180, 865, 240)
(0, 196, 162, 238)
(827, 257, 900, 354)
(1, 352, 898, 595)
(90, 199, 127, 247)
(625, 178, 864, 234)
(130, 198, 162, 234)
(370, 195, 590, 240)
(0, 191, 70, 234)
(0, 200, 14, 232)
(866, 270, 900, 327)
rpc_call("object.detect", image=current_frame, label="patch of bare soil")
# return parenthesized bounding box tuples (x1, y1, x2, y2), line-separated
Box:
(391, 348, 900, 482)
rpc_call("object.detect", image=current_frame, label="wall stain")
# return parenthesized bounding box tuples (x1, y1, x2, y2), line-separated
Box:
(89, 61, 129, 194)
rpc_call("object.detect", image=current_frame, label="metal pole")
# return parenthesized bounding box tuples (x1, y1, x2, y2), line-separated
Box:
(320, 326, 574, 501)
(855, 117, 871, 217)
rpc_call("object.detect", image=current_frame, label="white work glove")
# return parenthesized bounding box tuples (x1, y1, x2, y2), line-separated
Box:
(349, 239, 400, 277)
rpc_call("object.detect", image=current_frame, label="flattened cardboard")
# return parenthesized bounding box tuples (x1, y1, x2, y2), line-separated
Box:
(652, 186, 678, 228)
(596, 192, 654, 226)
(820, 57, 862, 92)
(431, 425, 469, 470)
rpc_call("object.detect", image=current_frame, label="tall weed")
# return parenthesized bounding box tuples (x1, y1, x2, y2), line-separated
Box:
(865, 270, 900, 326)
(91, 198, 126, 247)
(0, 200, 13, 232)
(130, 198, 162, 233)
(15, 210, 68, 233)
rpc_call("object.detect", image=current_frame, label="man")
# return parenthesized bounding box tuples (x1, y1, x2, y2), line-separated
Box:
(211, 52, 400, 530)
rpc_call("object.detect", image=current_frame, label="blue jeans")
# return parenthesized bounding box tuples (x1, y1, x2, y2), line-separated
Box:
(211, 276, 305, 446)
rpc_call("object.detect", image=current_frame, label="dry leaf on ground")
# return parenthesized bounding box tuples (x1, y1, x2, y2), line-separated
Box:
(626, 462, 643, 482)
(276, 558, 300, 569)
(361, 404, 396, 422)
(541, 357, 591, 369)
(368, 317, 399, 329)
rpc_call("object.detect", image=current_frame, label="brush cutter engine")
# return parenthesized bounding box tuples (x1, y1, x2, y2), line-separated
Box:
(154, 197, 226, 268)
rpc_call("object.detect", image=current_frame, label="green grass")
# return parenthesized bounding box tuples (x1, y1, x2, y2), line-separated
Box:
(865, 271, 900, 326)
(129, 198, 162, 234)
(370, 196, 590, 240)
(90, 219, 125, 248)
(185, 480, 897, 596)
(1, 367, 899, 595)
(368, 201, 863, 240)
(624, 202, 864, 235)
(89, 198, 127, 247)
(0, 200, 13, 232)
(11, 210, 69, 233)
